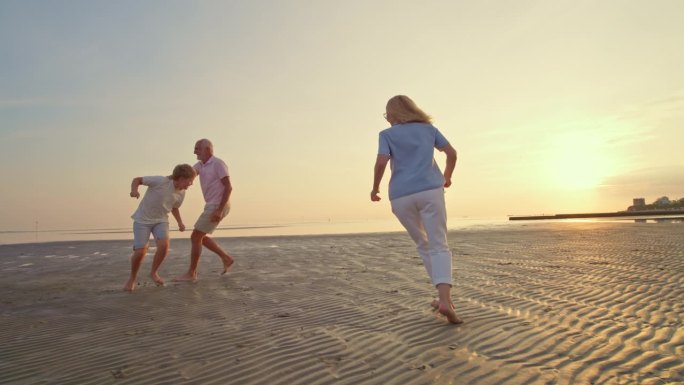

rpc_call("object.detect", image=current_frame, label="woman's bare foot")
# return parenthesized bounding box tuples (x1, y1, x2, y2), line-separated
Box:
(123, 279, 136, 292)
(151, 272, 165, 286)
(172, 272, 198, 282)
(431, 299, 455, 310)
(438, 304, 463, 324)
(221, 256, 234, 275)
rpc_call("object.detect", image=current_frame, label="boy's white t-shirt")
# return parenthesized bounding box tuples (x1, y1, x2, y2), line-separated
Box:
(131, 176, 185, 224)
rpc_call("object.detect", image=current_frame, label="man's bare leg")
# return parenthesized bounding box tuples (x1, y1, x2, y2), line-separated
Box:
(173, 230, 204, 282)
(437, 283, 463, 324)
(124, 247, 148, 292)
(150, 239, 169, 286)
(202, 236, 234, 274)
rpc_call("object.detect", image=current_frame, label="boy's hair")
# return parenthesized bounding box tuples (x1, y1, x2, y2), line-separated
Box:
(386, 95, 432, 124)
(172, 164, 196, 180)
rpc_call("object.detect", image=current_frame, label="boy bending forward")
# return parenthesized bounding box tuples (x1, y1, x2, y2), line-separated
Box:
(124, 164, 196, 292)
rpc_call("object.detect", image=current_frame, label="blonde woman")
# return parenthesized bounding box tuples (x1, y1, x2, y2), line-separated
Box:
(371, 95, 462, 324)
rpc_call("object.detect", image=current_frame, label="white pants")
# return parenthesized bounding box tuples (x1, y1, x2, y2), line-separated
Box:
(391, 187, 452, 286)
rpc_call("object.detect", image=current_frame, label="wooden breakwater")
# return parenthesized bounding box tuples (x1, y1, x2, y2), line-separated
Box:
(509, 210, 684, 221)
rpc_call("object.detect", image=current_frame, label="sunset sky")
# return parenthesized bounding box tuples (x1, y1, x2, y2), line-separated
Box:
(1, 0, 683, 232)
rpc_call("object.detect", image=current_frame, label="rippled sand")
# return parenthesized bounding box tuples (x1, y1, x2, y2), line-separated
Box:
(1, 222, 682, 384)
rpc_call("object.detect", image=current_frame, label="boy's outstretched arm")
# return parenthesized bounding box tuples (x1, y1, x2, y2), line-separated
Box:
(171, 208, 185, 232)
(130, 177, 143, 198)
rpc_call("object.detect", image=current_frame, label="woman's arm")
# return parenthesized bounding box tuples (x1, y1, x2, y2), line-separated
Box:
(439, 144, 457, 187)
(371, 155, 390, 201)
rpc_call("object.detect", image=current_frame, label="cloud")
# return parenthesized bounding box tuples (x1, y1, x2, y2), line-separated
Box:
(0, 98, 87, 108)
(621, 90, 684, 125)
(600, 165, 684, 200)
(0, 99, 43, 108)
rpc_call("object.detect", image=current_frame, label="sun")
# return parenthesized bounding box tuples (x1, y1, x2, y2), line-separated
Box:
(542, 131, 617, 191)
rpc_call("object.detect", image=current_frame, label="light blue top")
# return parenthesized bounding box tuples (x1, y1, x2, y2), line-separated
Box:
(378, 122, 450, 200)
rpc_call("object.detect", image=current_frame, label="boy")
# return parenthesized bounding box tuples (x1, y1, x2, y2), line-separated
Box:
(123, 164, 196, 292)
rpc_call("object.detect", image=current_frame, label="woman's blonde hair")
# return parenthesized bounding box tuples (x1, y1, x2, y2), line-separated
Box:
(385, 95, 432, 124)
(172, 164, 196, 180)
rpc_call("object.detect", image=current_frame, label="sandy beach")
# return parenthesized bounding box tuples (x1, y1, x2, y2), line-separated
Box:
(1, 222, 682, 385)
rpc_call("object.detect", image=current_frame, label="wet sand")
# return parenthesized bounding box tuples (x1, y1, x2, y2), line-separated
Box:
(1, 222, 682, 384)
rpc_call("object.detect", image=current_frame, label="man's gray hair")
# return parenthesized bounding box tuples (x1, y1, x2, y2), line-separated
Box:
(197, 138, 214, 154)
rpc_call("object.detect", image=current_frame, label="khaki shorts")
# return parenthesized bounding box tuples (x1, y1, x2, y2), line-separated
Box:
(194, 204, 230, 234)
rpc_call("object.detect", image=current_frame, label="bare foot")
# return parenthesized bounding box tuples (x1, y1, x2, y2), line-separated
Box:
(151, 272, 165, 286)
(431, 299, 455, 310)
(123, 279, 136, 292)
(221, 256, 234, 275)
(438, 304, 464, 324)
(172, 272, 198, 282)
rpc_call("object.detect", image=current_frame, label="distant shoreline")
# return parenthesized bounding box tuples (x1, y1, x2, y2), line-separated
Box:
(509, 209, 684, 221)
(0, 218, 504, 246)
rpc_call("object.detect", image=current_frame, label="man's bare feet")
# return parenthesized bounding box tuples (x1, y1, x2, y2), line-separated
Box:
(123, 279, 136, 292)
(221, 256, 234, 275)
(151, 272, 165, 286)
(438, 304, 464, 324)
(172, 272, 198, 282)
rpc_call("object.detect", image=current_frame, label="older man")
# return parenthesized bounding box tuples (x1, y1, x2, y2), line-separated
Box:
(174, 139, 233, 281)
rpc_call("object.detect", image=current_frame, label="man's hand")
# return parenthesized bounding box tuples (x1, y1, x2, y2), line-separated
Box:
(130, 191, 140, 199)
(178, 223, 186, 232)
(210, 210, 222, 222)
(371, 190, 381, 202)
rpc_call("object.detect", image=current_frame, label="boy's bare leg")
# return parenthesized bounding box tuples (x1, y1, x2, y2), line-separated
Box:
(202, 236, 234, 274)
(437, 283, 463, 324)
(173, 230, 204, 282)
(150, 239, 170, 286)
(124, 247, 148, 292)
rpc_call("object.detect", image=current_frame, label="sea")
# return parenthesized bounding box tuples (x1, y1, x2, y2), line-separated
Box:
(0, 217, 510, 245)
(1, 216, 679, 245)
